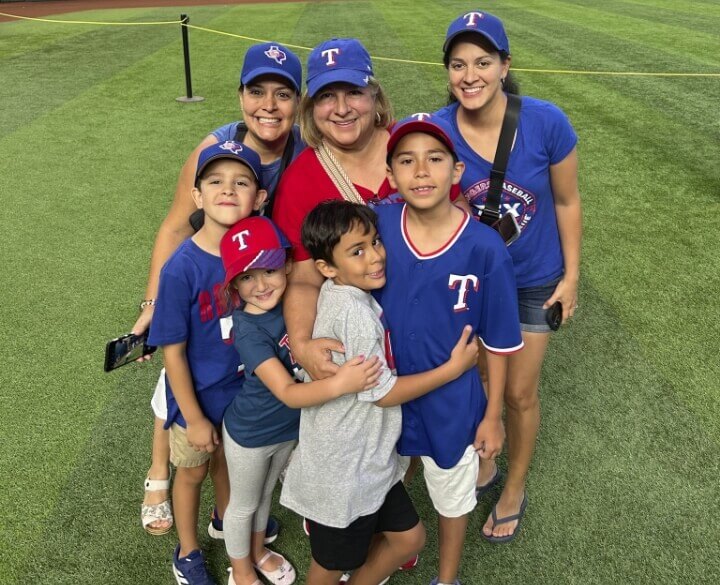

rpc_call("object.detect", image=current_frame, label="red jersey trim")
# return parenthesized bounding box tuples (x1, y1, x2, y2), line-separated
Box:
(401, 205, 470, 260)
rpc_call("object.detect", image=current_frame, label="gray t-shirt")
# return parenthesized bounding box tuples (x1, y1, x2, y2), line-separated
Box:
(280, 279, 403, 528)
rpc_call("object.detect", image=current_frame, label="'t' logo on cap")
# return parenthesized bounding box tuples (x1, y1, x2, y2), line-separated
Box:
(321, 48, 341, 66)
(463, 11, 484, 27)
(411, 113, 432, 122)
(232, 230, 251, 251)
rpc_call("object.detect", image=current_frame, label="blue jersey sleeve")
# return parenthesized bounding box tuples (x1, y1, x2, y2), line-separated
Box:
(148, 269, 191, 347)
(232, 313, 278, 377)
(477, 242, 524, 354)
(543, 102, 578, 165)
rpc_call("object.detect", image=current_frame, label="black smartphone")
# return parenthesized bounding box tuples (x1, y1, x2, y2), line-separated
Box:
(104, 331, 156, 372)
(492, 213, 521, 246)
(545, 301, 562, 331)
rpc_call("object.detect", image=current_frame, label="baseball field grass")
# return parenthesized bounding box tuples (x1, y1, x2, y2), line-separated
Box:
(1, 0, 718, 583)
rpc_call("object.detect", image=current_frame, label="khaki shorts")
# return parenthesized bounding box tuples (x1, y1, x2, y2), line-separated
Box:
(169, 423, 213, 468)
(422, 444, 479, 518)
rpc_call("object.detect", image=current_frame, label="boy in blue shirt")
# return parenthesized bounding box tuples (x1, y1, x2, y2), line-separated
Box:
(149, 140, 267, 585)
(376, 114, 524, 585)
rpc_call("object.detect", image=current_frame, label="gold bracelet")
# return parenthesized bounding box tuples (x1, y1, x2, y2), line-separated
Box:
(139, 299, 156, 311)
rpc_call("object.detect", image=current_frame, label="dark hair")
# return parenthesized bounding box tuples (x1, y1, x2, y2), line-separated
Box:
(443, 33, 520, 103)
(301, 201, 379, 265)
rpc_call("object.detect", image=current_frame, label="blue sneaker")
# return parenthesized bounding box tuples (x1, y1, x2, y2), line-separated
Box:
(172, 546, 216, 585)
(430, 579, 461, 585)
(207, 508, 280, 544)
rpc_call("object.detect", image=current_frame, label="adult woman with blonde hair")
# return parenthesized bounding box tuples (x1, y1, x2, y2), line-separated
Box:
(273, 38, 398, 381)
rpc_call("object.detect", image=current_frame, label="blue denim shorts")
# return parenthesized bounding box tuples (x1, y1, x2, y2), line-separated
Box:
(518, 277, 562, 333)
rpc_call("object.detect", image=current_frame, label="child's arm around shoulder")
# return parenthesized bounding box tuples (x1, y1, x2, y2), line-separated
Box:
(163, 342, 219, 452)
(374, 325, 479, 407)
(254, 354, 381, 408)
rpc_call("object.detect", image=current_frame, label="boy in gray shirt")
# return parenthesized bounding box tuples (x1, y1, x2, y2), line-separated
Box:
(280, 201, 478, 585)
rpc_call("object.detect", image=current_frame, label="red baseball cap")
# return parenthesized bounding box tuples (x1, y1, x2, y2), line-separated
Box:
(221, 217, 291, 285)
(387, 113, 457, 158)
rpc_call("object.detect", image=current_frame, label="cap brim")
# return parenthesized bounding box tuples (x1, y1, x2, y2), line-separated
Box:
(241, 67, 300, 92)
(224, 248, 287, 285)
(195, 154, 260, 188)
(387, 121, 456, 158)
(443, 29, 504, 54)
(307, 69, 370, 97)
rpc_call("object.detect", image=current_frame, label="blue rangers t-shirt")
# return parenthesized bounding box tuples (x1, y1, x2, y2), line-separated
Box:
(374, 204, 523, 469)
(223, 305, 301, 448)
(435, 96, 577, 288)
(148, 238, 244, 429)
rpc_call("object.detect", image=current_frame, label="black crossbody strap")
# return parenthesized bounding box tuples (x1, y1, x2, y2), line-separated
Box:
(480, 94, 521, 226)
(264, 128, 295, 219)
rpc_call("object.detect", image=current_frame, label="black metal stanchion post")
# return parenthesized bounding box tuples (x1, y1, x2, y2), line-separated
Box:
(176, 13, 204, 103)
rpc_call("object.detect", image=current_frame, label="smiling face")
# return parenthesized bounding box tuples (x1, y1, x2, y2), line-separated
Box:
(387, 132, 464, 213)
(446, 38, 510, 112)
(316, 222, 386, 292)
(192, 159, 266, 228)
(233, 264, 289, 314)
(240, 75, 298, 149)
(312, 83, 377, 151)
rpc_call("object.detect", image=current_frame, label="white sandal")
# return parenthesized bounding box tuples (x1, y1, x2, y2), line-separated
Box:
(140, 469, 173, 536)
(254, 550, 296, 585)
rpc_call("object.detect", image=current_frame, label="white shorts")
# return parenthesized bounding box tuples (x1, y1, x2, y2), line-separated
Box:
(150, 368, 167, 420)
(422, 444, 478, 518)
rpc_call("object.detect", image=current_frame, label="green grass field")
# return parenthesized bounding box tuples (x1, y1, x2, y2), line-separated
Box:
(1, 0, 719, 583)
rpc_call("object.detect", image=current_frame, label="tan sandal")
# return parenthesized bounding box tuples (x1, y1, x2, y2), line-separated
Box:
(141, 470, 173, 536)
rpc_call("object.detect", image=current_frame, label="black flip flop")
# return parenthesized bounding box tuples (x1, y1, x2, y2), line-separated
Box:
(483, 492, 528, 544)
(475, 464, 502, 499)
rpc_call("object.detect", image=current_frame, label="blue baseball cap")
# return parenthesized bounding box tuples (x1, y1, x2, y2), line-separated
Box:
(443, 10, 510, 55)
(195, 141, 263, 188)
(306, 38, 374, 97)
(240, 42, 302, 92)
(387, 113, 457, 158)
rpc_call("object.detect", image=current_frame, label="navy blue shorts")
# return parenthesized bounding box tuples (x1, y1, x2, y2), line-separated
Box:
(517, 277, 562, 333)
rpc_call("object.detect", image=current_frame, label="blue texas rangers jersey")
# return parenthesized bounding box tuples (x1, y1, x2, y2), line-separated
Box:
(148, 239, 244, 429)
(435, 96, 577, 288)
(374, 204, 523, 469)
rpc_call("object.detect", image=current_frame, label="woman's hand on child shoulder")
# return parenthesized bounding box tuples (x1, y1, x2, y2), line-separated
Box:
(449, 325, 480, 376)
(335, 355, 382, 396)
(293, 337, 344, 380)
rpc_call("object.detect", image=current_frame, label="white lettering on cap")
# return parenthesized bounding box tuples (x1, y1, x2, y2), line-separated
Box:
(232, 230, 251, 251)
(463, 11, 484, 27)
(321, 48, 341, 66)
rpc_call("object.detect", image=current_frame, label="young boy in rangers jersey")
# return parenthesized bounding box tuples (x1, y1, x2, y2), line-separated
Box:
(280, 201, 479, 585)
(149, 141, 267, 585)
(377, 114, 524, 585)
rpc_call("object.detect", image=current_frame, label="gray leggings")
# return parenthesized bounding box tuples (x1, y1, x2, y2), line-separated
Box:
(222, 424, 296, 559)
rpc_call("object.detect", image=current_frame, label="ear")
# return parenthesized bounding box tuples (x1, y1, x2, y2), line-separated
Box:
(254, 189, 268, 211)
(314, 258, 336, 279)
(191, 187, 203, 209)
(386, 162, 398, 191)
(284, 259, 293, 276)
(452, 160, 465, 185)
(501, 55, 512, 79)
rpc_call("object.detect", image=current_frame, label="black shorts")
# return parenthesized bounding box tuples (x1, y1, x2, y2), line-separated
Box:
(307, 481, 420, 571)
